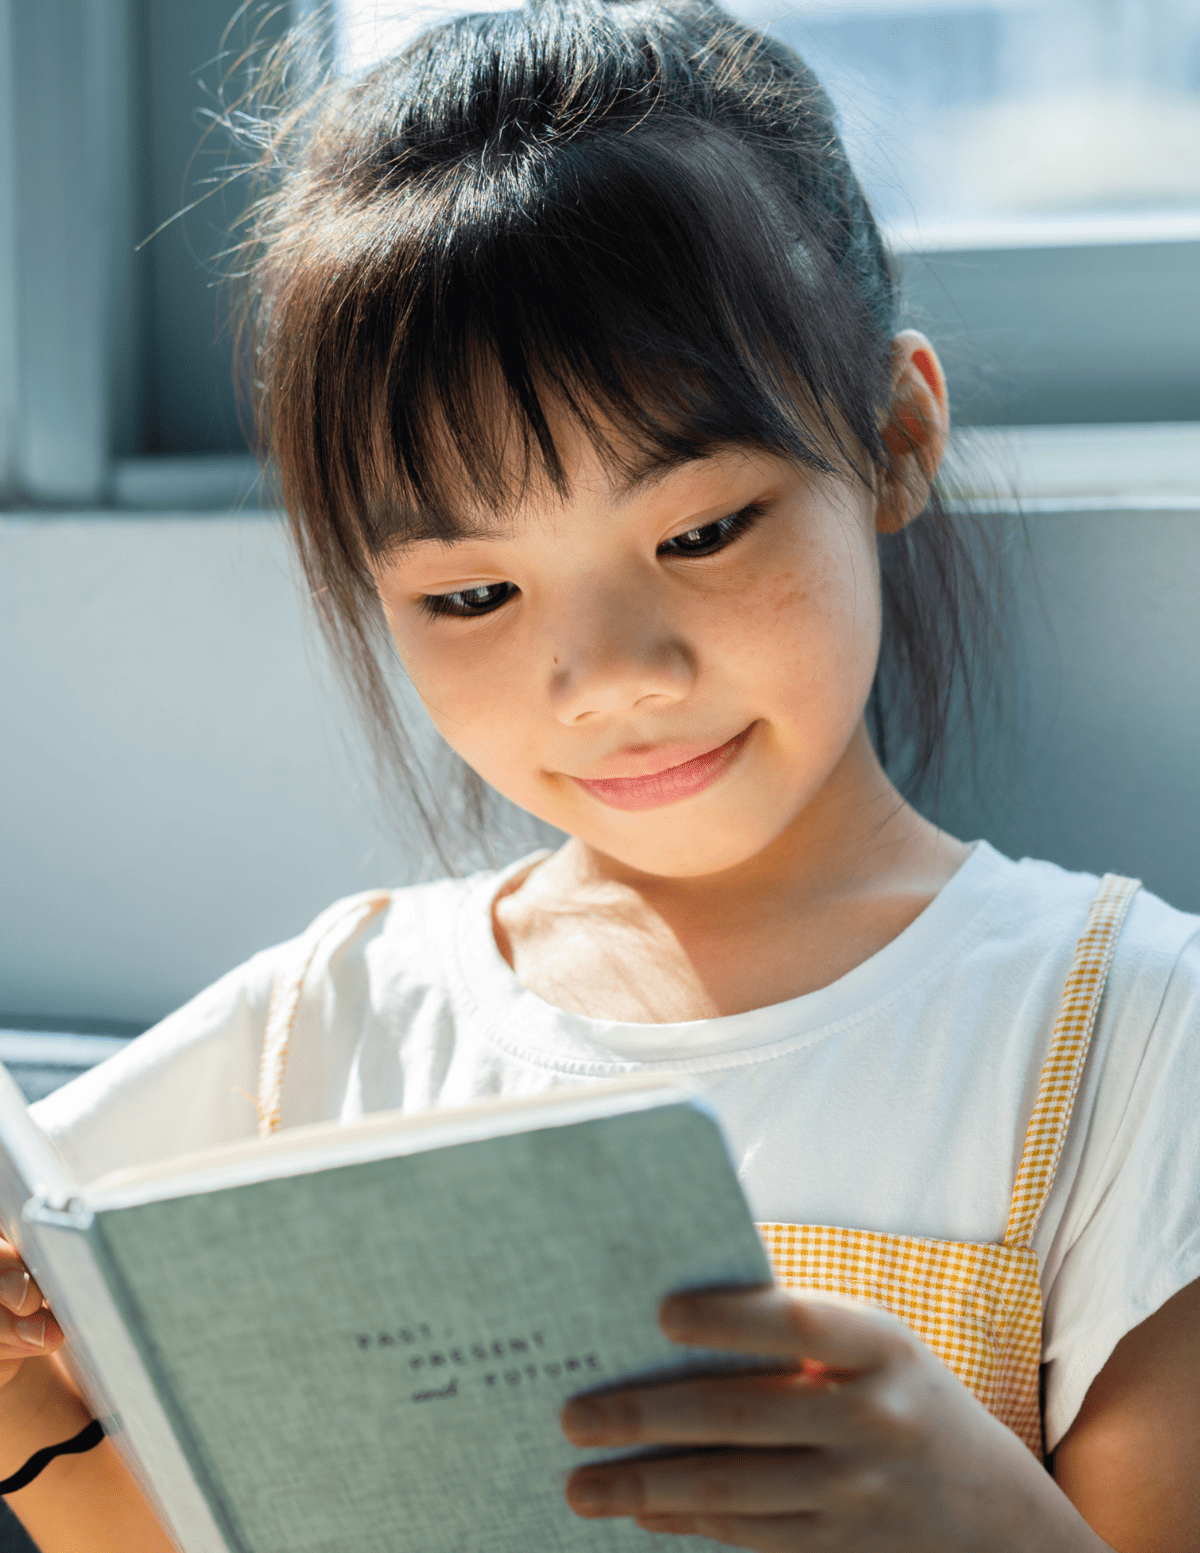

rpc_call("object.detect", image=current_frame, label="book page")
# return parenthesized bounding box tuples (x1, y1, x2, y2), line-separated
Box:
(88, 1074, 702, 1208)
(93, 1102, 773, 1553)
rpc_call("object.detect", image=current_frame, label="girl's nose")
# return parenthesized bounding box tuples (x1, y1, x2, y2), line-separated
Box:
(548, 594, 695, 725)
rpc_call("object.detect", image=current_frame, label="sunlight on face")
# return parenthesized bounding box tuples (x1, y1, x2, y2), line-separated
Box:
(371, 411, 884, 880)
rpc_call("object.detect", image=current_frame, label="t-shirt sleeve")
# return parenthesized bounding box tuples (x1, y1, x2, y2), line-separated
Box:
(1039, 919, 1200, 1451)
(28, 948, 278, 1184)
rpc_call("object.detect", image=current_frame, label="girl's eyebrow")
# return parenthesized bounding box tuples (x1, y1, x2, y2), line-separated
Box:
(612, 447, 747, 503)
(375, 518, 517, 565)
(613, 452, 706, 502)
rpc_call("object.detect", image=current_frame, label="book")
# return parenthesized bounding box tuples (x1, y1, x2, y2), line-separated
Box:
(0, 1066, 774, 1552)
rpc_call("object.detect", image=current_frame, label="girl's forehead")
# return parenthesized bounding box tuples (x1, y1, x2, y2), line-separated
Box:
(520, 384, 788, 502)
(542, 423, 782, 509)
(374, 441, 785, 569)
(388, 385, 773, 526)
(362, 356, 843, 560)
(476, 440, 785, 536)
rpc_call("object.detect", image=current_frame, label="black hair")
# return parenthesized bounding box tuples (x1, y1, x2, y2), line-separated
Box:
(233, 0, 1009, 862)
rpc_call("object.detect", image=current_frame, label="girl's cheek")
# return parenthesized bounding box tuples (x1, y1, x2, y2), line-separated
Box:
(731, 540, 881, 727)
(396, 633, 537, 775)
(715, 556, 832, 666)
(388, 615, 495, 700)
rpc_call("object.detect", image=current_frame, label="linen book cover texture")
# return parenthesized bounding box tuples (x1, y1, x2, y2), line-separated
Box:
(90, 1103, 772, 1553)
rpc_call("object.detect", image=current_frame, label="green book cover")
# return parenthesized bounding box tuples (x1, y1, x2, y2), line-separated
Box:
(83, 1091, 773, 1553)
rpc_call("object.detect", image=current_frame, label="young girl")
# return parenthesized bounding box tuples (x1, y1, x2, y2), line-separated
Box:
(2, 0, 1198, 1547)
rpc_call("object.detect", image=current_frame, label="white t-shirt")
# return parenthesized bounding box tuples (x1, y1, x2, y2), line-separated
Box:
(31, 840, 1200, 1450)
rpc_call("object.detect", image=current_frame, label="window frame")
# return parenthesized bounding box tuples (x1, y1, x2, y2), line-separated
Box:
(0, 0, 1197, 513)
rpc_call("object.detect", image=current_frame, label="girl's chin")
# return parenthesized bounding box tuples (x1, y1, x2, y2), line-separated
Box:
(578, 807, 791, 881)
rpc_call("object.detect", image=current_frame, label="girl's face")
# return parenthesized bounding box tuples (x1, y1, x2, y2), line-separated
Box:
(373, 405, 892, 881)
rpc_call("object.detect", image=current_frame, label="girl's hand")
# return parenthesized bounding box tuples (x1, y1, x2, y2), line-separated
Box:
(0, 1238, 64, 1392)
(0, 1240, 174, 1552)
(561, 1288, 1109, 1552)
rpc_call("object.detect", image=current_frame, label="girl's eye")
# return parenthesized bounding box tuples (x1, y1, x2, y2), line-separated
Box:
(657, 503, 766, 559)
(420, 582, 517, 619)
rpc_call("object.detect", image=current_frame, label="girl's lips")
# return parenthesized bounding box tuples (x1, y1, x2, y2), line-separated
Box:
(570, 725, 754, 812)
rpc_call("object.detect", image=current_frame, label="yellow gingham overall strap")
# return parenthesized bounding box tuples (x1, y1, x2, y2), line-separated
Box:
(256, 891, 392, 1140)
(1003, 873, 1141, 1249)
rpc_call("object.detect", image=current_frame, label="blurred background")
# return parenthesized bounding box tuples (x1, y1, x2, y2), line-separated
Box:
(1, 0, 1198, 1065)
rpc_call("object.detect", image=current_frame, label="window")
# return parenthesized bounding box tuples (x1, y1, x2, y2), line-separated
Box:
(731, 0, 1200, 426)
(338, 0, 1200, 427)
(1, 0, 1196, 511)
(736, 0, 1200, 234)
(0, 0, 291, 507)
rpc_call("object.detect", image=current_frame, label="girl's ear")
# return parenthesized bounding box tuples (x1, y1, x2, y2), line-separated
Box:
(876, 330, 950, 536)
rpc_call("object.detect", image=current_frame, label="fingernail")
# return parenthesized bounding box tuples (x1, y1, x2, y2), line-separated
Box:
(15, 1315, 45, 1349)
(660, 1294, 698, 1336)
(568, 1471, 620, 1514)
(561, 1398, 604, 1441)
(0, 1270, 29, 1314)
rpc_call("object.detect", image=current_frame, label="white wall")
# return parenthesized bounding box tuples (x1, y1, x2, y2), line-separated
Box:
(928, 504, 1200, 911)
(1, 514, 455, 1025)
(2, 469, 1199, 1028)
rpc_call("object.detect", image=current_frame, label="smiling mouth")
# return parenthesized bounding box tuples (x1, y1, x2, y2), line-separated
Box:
(569, 725, 754, 812)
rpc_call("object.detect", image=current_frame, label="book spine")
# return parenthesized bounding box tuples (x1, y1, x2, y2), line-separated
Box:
(18, 1197, 234, 1553)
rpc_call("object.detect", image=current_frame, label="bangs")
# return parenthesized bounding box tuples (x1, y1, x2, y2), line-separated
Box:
(261, 113, 891, 567)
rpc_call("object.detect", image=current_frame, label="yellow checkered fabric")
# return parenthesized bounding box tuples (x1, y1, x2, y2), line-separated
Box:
(758, 1223, 1045, 1452)
(1004, 873, 1141, 1249)
(758, 873, 1140, 1458)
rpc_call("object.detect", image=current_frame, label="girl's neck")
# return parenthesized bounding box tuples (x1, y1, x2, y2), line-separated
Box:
(493, 723, 972, 1022)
